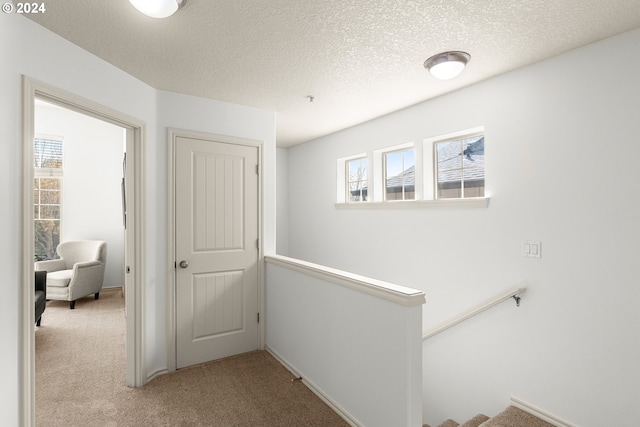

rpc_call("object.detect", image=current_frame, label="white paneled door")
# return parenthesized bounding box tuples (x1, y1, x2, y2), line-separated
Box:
(175, 136, 259, 369)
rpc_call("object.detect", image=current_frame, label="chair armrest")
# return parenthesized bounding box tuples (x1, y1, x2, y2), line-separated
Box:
(74, 260, 102, 270)
(71, 261, 103, 285)
(68, 261, 105, 300)
(35, 259, 66, 272)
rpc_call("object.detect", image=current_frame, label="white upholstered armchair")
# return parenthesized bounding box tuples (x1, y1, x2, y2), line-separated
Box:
(34, 240, 107, 309)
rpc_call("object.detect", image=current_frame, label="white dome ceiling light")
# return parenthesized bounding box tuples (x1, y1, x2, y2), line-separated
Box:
(424, 51, 471, 80)
(129, 0, 186, 18)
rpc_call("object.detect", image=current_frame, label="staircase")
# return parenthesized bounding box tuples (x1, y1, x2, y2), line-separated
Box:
(424, 405, 556, 427)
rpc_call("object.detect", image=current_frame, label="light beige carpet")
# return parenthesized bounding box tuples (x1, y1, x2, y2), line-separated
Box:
(35, 288, 348, 427)
(426, 405, 556, 427)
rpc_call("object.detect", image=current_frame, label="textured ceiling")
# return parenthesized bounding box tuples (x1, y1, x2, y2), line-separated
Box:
(26, 0, 640, 147)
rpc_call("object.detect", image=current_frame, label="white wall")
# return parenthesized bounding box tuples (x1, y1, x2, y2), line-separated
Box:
(35, 103, 126, 288)
(152, 91, 275, 375)
(285, 29, 640, 427)
(265, 259, 422, 427)
(1, 13, 276, 426)
(1, 12, 156, 426)
(276, 148, 289, 255)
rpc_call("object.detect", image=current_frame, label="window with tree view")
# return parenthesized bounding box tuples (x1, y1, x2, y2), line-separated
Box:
(347, 157, 367, 202)
(34, 137, 63, 261)
(435, 135, 484, 199)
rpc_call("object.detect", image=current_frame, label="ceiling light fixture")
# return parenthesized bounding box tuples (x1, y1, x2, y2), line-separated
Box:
(129, 0, 186, 18)
(424, 51, 470, 80)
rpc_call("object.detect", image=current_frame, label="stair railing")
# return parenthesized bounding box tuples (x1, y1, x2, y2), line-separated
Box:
(422, 286, 526, 340)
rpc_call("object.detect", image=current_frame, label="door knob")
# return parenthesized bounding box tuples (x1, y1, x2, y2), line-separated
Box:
(179, 260, 189, 268)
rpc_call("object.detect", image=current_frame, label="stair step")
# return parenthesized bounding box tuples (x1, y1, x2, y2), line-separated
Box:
(438, 420, 460, 427)
(479, 406, 556, 427)
(459, 414, 490, 427)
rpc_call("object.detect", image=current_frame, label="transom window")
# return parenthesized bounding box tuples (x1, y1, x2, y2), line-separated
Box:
(34, 136, 63, 260)
(435, 135, 484, 199)
(346, 157, 367, 202)
(384, 148, 415, 201)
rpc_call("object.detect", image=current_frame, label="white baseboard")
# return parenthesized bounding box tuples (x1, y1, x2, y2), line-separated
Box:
(145, 367, 169, 384)
(511, 397, 578, 427)
(101, 284, 124, 292)
(265, 346, 362, 427)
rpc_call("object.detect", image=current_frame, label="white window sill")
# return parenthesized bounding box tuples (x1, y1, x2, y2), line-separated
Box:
(335, 197, 490, 209)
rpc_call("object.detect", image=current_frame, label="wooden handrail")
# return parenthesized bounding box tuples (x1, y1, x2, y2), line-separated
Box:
(422, 286, 526, 340)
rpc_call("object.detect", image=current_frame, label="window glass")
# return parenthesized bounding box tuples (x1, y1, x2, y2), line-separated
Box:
(435, 135, 484, 199)
(34, 137, 63, 261)
(34, 137, 63, 170)
(384, 149, 415, 200)
(34, 177, 61, 260)
(347, 157, 367, 202)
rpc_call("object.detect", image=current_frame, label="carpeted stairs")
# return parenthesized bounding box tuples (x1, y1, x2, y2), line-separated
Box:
(424, 405, 556, 427)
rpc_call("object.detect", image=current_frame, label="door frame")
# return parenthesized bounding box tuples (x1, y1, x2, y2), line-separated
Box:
(21, 77, 146, 426)
(166, 128, 264, 372)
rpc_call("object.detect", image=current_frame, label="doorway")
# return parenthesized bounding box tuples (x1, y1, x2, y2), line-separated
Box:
(22, 78, 145, 426)
(34, 99, 126, 286)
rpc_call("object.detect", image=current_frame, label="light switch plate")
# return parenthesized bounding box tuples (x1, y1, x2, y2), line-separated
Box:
(523, 240, 541, 258)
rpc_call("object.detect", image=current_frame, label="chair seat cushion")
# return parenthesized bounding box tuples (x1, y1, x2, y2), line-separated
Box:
(47, 269, 73, 287)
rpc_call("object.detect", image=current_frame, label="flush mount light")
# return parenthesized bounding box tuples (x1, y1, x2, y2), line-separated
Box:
(424, 51, 471, 80)
(129, 0, 186, 18)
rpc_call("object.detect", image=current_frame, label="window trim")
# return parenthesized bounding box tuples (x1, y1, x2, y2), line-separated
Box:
(382, 146, 415, 201)
(335, 197, 489, 209)
(372, 141, 416, 202)
(337, 153, 369, 203)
